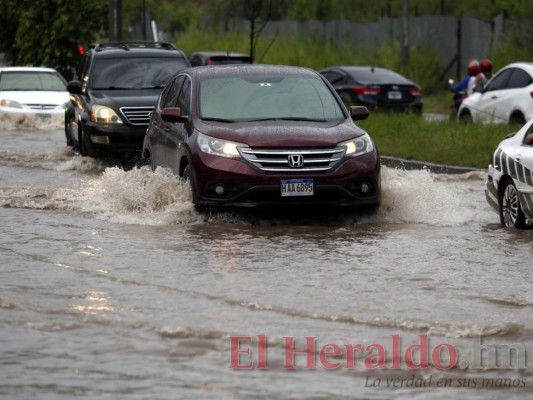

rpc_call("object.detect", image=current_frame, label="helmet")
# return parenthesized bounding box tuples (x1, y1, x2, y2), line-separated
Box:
(467, 60, 480, 76)
(480, 58, 493, 72)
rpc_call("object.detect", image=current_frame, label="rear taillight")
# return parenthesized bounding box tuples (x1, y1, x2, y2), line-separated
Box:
(207, 58, 212, 65)
(409, 87, 423, 96)
(530, 91, 533, 99)
(350, 86, 380, 96)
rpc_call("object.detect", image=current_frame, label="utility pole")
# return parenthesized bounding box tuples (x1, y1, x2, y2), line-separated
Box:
(400, 0, 409, 67)
(108, 0, 122, 41)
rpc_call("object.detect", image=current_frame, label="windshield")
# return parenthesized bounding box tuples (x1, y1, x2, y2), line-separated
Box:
(91, 57, 189, 90)
(0, 71, 67, 91)
(199, 75, 345, 122)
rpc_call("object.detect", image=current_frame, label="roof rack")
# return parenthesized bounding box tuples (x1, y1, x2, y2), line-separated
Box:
(90, 42, 177, 52)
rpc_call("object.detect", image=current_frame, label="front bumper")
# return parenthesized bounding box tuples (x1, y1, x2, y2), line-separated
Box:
(82, 121, 147, 154)
(192, 151, 381, 209)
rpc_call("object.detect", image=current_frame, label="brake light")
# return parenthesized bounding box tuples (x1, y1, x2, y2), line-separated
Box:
(530, 91, 533, 99)
(409, 87, 423, 96)
(350, 86, 380, 96)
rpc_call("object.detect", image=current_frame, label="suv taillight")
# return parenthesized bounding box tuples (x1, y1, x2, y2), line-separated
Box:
(409, 88, 423, 96)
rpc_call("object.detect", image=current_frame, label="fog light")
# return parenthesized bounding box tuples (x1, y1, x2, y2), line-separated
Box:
(215, 184, 226, 195)
(361, 183, 371, 194)
(91, 135, 110, 144)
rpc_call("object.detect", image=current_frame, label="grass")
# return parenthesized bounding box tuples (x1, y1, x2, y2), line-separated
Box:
(359, 113, 517, 169)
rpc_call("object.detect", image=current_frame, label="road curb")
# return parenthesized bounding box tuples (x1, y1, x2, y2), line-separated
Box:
(381, 156, 484, 174)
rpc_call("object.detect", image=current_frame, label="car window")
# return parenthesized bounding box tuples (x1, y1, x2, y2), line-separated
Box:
(176, 77, 191, 117)
(507, 68, 533, 89)
(0, 71, 66, 91)
(162, 75, 185, 108)
(322, 71, 344, 84)
(90, 57, 189, 90)
(199, 75, 345, 121)
(347, 68, 411, 85)
(485, 69, 513, 91)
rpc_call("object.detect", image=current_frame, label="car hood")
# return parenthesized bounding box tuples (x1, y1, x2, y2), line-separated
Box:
(90, 89, 161, 108)
(194, 118, 366, 147)
(0, 90, 69, 105)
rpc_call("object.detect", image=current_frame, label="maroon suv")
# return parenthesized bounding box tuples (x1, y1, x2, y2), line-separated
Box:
(142, 65, 380, 210)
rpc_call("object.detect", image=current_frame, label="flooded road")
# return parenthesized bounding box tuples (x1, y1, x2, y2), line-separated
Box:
(0, 115, 532, 399)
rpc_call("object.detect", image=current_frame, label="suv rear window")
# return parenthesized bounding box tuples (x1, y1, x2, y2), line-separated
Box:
(91, 57, 189, 90)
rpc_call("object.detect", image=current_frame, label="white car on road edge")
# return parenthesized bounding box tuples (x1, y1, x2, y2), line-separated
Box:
(459, 62, 533, 125)
(486, 118, 533, 227)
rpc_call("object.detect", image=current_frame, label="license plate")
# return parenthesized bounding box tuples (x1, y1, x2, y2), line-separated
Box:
(281, 179, 314, 197)
(387, 91, 402, 100)
(36, 113, 52, 119)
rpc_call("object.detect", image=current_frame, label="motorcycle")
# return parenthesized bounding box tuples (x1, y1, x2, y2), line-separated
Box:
(448, 79, 466, 118)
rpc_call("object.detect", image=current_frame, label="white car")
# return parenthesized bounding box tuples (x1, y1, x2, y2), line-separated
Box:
(485, 118, 533, 228)
(458, 62, 533, 125)
(0, 66, 69, 118)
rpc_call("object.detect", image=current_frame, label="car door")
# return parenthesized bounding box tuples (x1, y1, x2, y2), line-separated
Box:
(160, 75, 192, 174)
(472, 68, 513, 123)
(516, 128, 533, 218)
(149, 75, 185, 168)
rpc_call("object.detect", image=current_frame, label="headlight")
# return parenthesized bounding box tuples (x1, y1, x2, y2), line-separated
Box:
(341, 133, 375, 157)
(91, 105, 123, 123)
(0, 99, 23, 109)
(197, 132, 244, 158)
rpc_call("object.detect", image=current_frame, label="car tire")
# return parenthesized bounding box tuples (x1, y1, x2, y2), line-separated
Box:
(459, 110, 472, 123)
(65, 116, 73, 147)
(78, 128, 89, 157)
(183, 164, 200, 208)
(499, 180, 525, 228)
(509, 112, 526, 126)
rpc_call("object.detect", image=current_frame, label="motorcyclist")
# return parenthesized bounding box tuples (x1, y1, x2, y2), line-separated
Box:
(475, 58, 493, 87)
(452, 59, 480, 115)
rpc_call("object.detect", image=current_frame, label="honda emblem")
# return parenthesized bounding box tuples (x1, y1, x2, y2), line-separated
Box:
(288, 154, 304, 168)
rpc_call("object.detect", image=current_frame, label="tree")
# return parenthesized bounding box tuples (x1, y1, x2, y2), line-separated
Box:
(0, 0, 107, 80)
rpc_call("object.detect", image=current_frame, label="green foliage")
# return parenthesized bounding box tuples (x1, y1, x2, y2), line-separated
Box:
(0, 0, 107, 79)
(359, 113, 515, 168)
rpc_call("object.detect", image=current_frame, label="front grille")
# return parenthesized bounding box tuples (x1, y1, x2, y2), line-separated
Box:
(26, 104, 58, 110)
(120, 106, 154, 125)
(239, 147, 345, 173)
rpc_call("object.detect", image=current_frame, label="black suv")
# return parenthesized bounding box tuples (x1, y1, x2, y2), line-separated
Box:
(65, 42, 190, 157)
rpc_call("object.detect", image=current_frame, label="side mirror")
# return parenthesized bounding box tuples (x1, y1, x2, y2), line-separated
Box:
(350, 106, 369, 121)
(160, 107, 188, 123)
(67, 80, 83, 95)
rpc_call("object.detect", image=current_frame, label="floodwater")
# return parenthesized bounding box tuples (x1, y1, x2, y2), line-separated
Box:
(0, 114, 532, 399)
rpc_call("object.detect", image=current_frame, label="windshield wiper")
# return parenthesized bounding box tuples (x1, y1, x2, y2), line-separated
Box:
(201, 117, 238, 123)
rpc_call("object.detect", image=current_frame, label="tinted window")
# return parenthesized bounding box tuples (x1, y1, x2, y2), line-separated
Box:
(200, 75, 344, 121)
(176, 77, 191, 116)
(347, 68, 411, 85)
(485, 69, 513, 91)
(507, 68, 533, 89)
(0, 71, 66, 91)
(162, 75, 185, 108)
(90, 57, 188, 89)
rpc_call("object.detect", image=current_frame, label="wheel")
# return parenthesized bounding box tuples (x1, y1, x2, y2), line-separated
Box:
(509, 113, 526, 126)
(499, 180, 525, 228)
(182, 165, 199, 206)
(65, 116, 73, 146)
(78, 130, 88, 156)
(459, 110, 472, 123)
